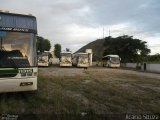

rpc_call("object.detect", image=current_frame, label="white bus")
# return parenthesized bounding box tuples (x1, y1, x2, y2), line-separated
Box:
(72, 53, 89, 68)
(60, 52, 72, 67)
(0, 12, 38, 92)
(38, 52, 52, 67)
(102, 55, 121, 68)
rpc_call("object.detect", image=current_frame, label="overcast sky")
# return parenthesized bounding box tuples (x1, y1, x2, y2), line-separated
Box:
(0, 0, 160, 54)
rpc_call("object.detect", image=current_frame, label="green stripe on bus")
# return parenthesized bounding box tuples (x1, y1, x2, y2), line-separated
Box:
(0, 68, 18, 74)
(0, 68, 18, 77)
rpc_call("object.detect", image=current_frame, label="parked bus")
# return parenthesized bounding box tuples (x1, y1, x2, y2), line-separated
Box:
(38, 51, 52, 67)
(0, 12, 37, 92)
(60, 52, 72, 67)
(72, 53, 89, 68)
(102, 55, 121, 68)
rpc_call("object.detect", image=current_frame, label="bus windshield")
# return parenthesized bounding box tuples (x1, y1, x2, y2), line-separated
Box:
(0, 32, 37, 67)
(61, 53, 71, 57)
(78, 54, 88, 58)
(38, 53, 49, 63)
(110, 57, 120, 64)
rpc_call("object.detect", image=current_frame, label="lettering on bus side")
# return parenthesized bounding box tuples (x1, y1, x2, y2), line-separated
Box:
(18, 69, 33, 73)
(0, 27, 37, 33)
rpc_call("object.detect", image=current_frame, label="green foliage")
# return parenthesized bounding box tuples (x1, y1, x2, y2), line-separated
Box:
(103, 35, 150, 62)
(37, 36, 51, 52)
(54, 44, 61, 58)
(147, 53, 160, 63)
(44, 39, 51, 51)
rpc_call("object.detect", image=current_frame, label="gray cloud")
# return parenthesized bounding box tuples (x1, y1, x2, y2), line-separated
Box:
(86, 0, 160, 32)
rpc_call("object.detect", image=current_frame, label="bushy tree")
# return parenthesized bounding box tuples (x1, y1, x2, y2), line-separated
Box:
(148, 53, 160, 62)
(54, 44, 61, 58)
(103, 35, 150, 62)
(37, 36, 51, 52)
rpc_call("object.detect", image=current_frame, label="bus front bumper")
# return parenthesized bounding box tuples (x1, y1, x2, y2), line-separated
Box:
(38, 62, 49, 67)
(110, 64, 120, 68)
(0, 77, 37, 93)
(77, 64, 89, 68)
(60, 63, 72, 67)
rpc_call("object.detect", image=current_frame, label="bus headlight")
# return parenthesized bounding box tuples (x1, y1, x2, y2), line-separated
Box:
(20, 82, 33, 86)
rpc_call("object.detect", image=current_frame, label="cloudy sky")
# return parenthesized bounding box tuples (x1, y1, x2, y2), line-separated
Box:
(0, 0, 160, 54)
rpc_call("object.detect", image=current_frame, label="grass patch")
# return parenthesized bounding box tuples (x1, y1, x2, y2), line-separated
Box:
(0, 68, 160, 119)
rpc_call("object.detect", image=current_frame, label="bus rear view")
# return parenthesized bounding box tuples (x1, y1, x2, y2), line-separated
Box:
(0, 12, 38, 92)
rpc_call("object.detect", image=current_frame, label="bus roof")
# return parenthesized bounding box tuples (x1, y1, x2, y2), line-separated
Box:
(0, 11, 37, 33)
(0, 11, 36, 18)
(104, 55, 119, 58)
(60, 52, 72, 54)
(76, 52, 88, 55)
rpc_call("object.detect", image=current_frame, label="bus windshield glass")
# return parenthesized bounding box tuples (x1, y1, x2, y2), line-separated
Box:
(78, 54, 88, 58)
(61, 53, 71, 57)
(38, 52, 49, 63)
(110, 57, 120, 64)
(0, 32, 37, 67)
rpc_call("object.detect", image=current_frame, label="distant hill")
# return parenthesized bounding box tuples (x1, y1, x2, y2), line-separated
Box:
(76, 35, 151, 62)
(76, 39, 105, 61)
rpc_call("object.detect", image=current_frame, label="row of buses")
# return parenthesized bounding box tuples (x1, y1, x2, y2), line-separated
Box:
(37, 52, 121, 68)
(59, 52, 121, 68)
(37, 51, 92, 68)
(0, 11, 121, 93)
(60, 52, 91, 68)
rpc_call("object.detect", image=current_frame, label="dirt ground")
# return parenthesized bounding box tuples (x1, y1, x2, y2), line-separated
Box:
(0, 67, 160, 119)
(39, 66, 160, 79)
(39, 67, 160, 94)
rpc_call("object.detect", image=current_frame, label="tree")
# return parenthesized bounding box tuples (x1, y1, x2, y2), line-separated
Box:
(148, 53, 160, 62)
(37, 36, 51, 52)
(103, 35, 150, 62)
(54, 44, 61, 58)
